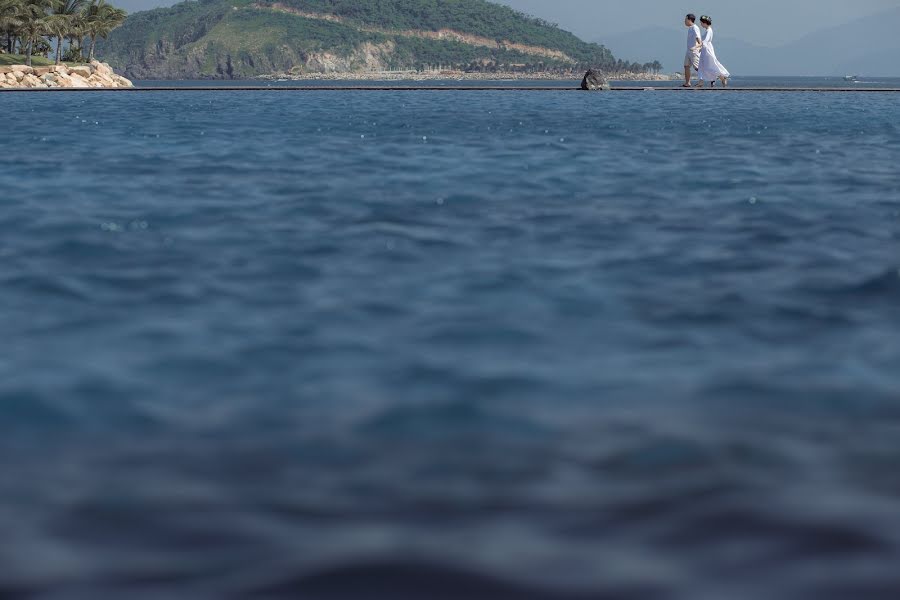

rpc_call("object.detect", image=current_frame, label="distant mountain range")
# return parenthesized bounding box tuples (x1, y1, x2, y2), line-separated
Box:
(599, 7, 900, 76)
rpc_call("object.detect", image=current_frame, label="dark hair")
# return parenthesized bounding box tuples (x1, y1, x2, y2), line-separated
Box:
(686, 13, 696, 23)
(700, 15, 712, 25)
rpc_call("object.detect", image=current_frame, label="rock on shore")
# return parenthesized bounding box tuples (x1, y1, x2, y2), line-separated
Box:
(581, 68, 611, 91)
(0, 61, 133, 89)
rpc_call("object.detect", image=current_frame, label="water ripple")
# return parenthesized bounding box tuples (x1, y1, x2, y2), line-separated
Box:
(1, 89, 899, 598)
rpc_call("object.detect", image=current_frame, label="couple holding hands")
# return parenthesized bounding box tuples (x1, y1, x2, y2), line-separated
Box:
(683, 13, 731, 87)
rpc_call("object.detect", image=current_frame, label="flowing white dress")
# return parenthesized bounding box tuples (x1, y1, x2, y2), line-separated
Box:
(698, 27, 730, 82)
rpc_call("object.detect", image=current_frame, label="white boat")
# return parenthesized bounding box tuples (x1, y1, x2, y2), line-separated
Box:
(843, 75, 858, 82)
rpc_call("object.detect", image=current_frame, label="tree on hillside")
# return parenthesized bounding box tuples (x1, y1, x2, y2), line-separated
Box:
(84, 0, 124, 61)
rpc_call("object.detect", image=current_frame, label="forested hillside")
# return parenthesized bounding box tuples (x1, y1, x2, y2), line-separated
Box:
(99, 0, 646, 79)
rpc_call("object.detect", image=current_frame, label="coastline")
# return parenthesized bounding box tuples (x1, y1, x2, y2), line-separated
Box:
(255, 70, 678, 82)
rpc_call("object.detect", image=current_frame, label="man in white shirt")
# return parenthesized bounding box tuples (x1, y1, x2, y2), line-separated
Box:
(683, 13, 702, 87)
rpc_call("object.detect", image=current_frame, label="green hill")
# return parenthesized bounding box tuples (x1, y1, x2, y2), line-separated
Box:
(98, 0, 640, 79)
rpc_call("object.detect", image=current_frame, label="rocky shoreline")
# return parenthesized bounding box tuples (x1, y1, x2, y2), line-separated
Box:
(256, 70, 679, 82)
(0, 61, 133, 89)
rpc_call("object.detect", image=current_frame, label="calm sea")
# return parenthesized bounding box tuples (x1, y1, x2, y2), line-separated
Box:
(2, 86, 900, 599)
(133, 76, 900, 89)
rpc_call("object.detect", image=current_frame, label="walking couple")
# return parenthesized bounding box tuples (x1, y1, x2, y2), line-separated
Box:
(683, 13, 730, 87)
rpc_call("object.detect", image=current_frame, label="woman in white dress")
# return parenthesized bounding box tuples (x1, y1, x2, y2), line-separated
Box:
(696, 15, 730, 87)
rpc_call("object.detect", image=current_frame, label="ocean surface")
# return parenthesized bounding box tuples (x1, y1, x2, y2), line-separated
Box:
(2, 85, 900, 599)
(134, 75, 900, 89)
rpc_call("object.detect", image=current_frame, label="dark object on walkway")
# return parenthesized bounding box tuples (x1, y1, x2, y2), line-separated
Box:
(581, 69, 610, 91)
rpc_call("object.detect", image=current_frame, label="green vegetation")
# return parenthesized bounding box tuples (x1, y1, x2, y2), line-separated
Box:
(262, 0, 607, 63)
(0, 50, 70, 64)
(97, 0, 656, 80)
(0, 0, 125, 66)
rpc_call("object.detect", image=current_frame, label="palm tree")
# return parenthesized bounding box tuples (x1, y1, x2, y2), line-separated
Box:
(18, 0, 51, 66)
(0, 0, 23, 54)
(47, 0, 83, 64)
(66, 7, 85, 58)
(84, 0, 123, 61)
(45, 13, 67, 63)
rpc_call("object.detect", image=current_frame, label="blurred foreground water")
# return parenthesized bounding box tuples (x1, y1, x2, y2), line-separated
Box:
(1, 88, 900, 599)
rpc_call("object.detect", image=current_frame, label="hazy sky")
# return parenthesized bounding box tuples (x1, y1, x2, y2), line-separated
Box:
(117, 0, 898, 47)
(496, 0, 897, 46)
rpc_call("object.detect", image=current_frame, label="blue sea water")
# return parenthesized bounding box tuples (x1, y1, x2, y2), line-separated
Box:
(2, 88, 900, 599)
(133, 75, 900, 89)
